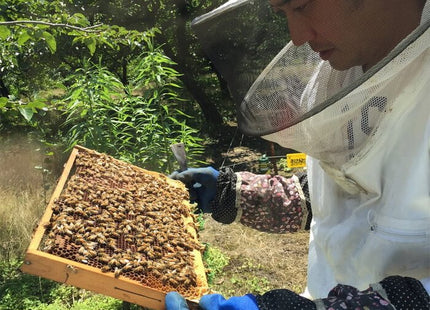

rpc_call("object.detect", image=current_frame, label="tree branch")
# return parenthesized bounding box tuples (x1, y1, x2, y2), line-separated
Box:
(0, 20, 104, 32)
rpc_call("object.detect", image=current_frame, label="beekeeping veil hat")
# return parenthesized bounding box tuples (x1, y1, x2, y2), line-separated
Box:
(192, 0, 430, 169)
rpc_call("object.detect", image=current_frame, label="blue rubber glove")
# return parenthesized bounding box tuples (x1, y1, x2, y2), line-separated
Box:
(165, 292, 189, 310)
(169, 167, 219, 213)
(165, 292, 259, 310)
(200, 294, 259, 310)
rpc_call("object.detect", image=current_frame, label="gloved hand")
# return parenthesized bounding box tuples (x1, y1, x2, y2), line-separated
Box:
(165, 292, 259, 310)
(169, 167, 219, 213)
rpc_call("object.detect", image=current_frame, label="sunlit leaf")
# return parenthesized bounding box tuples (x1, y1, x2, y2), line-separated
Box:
(18, 107, 34, 122)
(0, 97, 7, 108)
(0, 26, 11, 40)
(84, 37, 97, 55)
(42, 31, 56, 53)
(27, 100, 47, 109)
(17, 31, 31, 45)
(69, 13, 90, 27)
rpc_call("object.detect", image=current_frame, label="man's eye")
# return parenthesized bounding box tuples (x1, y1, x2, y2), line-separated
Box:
(294, 4, 308, 11)
(291, 0, 310, 11)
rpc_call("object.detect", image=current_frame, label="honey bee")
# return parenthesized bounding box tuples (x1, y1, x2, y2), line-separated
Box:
(114, 267, 122, 278)
(122, 263, 133, 272)
(163, 243, 175, 252)
(87, 234, 97, 241)
(87, 207, 100, 215)
(137, 245, 148, 252)
(78, 246, 88, 256)
(98, 255, 110, 264)
(108, 258, 118, 267)
(64, 228, 74, 236)
(152, 245, 162, 252)
(124, 237, 133, 244)
(119, 258, 130, 265)
(47, 231, 56, 239)
(42, 240, 54, 252)
(108, 231, 120, 239)
(143, 236, 154, 243)
(168, 278, 179, 287)
(113, 213, 124, 221)
(151, 269, 162, 277)
(87, 249, 97, 258)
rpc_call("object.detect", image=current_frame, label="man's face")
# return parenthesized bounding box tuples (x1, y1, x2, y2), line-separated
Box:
(270, 0, 422, 71)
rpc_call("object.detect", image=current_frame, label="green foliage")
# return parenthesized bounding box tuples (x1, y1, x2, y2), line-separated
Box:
(59, 44, 205, 172)
(277, 158, 293, 174)
(203, 245, 230, 284)
(196, 211, 206, 231)
(228, 259, 272, 295)
(0, 0, 206, 173)
(0, 95, 48, 129)
(0, 260, 135, 310)
(0, 260, 59, 309)
(0, 0, 161, 129)
(230, 275, 271, 296)
(33, 286, 125, 310)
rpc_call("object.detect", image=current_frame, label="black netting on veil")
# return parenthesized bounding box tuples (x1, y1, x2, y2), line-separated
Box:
(191, 0, 289, 106)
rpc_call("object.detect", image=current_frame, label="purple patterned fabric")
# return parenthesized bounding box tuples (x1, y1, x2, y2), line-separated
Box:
(238, 172, 307, 233)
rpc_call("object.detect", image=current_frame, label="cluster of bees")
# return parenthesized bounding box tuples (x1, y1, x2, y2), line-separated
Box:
(43, 148, 205, 295)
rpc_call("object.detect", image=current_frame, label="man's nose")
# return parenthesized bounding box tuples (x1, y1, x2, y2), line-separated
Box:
(287, 16, 316, 46)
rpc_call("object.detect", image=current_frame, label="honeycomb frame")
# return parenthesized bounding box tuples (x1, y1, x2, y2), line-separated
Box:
(21, 145, 208, 310)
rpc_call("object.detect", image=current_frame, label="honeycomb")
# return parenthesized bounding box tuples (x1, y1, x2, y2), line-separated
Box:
(41, 147, 207, 298)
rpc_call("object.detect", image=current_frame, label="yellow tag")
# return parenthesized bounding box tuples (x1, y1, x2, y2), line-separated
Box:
(286, 153, 307, 168)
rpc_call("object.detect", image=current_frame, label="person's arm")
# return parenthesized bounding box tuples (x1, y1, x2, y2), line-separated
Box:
(258, 276, 430, 309)
(169, 167, 311, 233)
(165, 275, 430, 310)
(212, 167, 311, 233)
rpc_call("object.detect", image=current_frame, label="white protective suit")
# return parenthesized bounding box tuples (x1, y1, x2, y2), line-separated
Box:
(265, 3, 430, 299)
(193, 0, 430, 299)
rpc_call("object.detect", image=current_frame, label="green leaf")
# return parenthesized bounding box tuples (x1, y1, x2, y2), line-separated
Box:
(69, 13, 90, 27)
(84, 37, 97, 56)
(27, 99, 47, 110)
(42, 31, 56, 53)
(72, 36, 82, 45)
(0, 97, 7, 108)
(18, 107, 34, 122)
(0, 26, 10, 40)
(17, 31, 31, 45)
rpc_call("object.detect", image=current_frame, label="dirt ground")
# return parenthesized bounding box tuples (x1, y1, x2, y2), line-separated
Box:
(198, 124, 310, 297)
(199, 217, 309, 297)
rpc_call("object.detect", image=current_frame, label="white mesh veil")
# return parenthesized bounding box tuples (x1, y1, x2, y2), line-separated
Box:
(193, 0, 430, 168)
(261, 13, 430, 168)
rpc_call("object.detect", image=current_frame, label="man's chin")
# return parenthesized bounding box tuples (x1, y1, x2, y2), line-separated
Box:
(327, 59, 357, 71)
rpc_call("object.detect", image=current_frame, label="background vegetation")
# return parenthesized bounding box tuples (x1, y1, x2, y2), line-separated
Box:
(0, 0, 303, 309)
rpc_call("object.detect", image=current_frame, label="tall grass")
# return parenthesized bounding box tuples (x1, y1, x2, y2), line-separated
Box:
(0, 133, 141, 310)
(0, 133, 55, 261)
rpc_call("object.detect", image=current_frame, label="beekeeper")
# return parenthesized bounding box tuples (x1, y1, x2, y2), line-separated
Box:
(166, 0, 430, 308)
